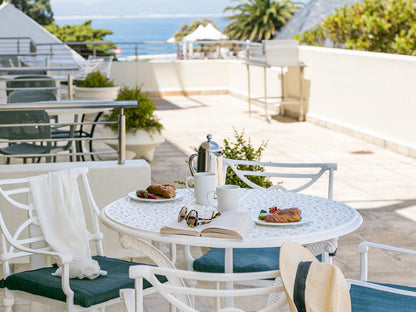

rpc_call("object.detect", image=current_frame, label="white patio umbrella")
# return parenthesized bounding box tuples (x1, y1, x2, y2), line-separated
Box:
(166, 37, 176, 43)
(204, 23, 228, 40)
(182, 24, 206, 42)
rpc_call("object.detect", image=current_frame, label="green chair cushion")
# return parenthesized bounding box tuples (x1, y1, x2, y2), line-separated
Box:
(193, 248, 322, 273)
(350, 283, 416, 312)
(193, 248, 281, 273)
(0, 142, 48, 155)
(5, 256, 167, 308)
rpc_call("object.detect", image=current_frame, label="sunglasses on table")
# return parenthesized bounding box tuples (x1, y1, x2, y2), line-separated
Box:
(178, 206, 221, 228)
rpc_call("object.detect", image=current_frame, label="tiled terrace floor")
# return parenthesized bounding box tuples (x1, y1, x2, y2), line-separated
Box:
(4, 94, 416, 311)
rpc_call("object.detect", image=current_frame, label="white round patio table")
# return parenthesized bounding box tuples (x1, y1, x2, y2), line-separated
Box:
(101, 188, 362, 308)
(101, 188, 362, 265)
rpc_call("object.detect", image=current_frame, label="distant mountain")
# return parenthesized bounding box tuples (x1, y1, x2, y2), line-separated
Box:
(275, 0, 362, 39)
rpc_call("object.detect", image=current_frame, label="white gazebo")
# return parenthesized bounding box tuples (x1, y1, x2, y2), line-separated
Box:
(181, 23, 228, 59)
(182, 23, 228, 42)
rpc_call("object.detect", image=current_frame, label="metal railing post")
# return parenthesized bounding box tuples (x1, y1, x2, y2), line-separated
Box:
(118, 107, 126, 164)
(68, 71, 73, 100)
(135, 45, 139, 62)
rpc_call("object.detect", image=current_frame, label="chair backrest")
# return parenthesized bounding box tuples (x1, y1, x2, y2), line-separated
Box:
(7, 90, 57, 103)
(0, 110, 51, 141)
(74, 58, 103, 80)
(0, 168, 104, 278)
(6, 75, 57, 95)
(88, 55, 113, 79)
(129, 265, 286, 312)
(223, 158, 337, 199)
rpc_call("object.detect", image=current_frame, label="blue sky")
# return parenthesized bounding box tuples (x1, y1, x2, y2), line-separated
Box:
(50, 0, 310, 18)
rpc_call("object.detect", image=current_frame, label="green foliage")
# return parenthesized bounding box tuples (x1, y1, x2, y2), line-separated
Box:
(0, 0, 54, 25)
(223, 0, 298, 42)
(45, 21, 115, 57)
(298, 0, 416, 55)
(105, 86, 163, 134)
(223, 129, 272, 188)
(75, 71, 114, 88)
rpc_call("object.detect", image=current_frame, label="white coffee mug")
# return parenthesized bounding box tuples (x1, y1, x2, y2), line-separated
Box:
(207, 185, 240, 212)
(186, 172, 216, 205)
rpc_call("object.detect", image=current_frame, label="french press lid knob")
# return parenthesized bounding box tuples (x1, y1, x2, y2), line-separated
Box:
(199, 134, 220, 152)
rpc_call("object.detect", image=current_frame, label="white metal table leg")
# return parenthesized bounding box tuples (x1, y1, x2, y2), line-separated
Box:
(224, 247, 234, 307)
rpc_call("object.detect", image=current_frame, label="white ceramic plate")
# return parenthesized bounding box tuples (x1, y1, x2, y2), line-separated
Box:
(252, 215, 309, 226)
(128, 191, 183, 202)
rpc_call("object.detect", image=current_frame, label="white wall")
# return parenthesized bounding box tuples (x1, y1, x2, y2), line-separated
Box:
(111, 49, 416, 157)
(111, 60, 230, 94)
(299, 46, 416, 155)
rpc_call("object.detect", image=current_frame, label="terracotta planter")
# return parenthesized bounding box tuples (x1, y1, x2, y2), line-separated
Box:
(104, 127, 165, 161)
(74, 86, 120, 101)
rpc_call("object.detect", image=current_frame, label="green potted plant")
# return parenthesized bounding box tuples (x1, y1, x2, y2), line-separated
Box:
(74, 71, 120, 100)
(103, 86, 164, 161)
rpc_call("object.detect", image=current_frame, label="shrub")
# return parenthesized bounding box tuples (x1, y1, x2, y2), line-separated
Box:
(104, 86, 163, 134)
(75, 71, 114, 88)
(223, 129, 272, 188)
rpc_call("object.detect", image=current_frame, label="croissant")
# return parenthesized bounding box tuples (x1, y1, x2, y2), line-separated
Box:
(263, 208, 301, 223)
(146, 184, 176, 198)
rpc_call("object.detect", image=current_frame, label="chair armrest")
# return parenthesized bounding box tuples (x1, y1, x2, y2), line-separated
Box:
(347, 279, 416, 297)
(359, 242, 416, 281)
(6, 243, 73, 265)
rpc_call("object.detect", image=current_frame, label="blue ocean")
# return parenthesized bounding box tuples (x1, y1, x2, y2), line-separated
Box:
(55, 16, 228, 57)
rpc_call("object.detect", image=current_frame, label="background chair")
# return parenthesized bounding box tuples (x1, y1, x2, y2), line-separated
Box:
(88, 55, 113, 79)
(6, 75, 57, 96)
(126, 265, 286, 312)
(347, 242, 416, 312)
(7, 90, 74, 161)
(73, 58, 103, 81)
(0, 110, 52, 164)
(0, 168, 170, 311)
(192, 159, 337, 275)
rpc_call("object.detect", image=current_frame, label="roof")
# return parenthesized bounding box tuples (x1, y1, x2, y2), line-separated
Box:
(275, 0, 363, 39)
(0, 3, 83, 63)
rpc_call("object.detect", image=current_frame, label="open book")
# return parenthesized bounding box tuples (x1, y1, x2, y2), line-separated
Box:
(160, 211, 254, 240)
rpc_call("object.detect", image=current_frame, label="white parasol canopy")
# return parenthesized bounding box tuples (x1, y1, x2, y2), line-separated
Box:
(182, 23, 228, 42)
(166, 36, 176, 43)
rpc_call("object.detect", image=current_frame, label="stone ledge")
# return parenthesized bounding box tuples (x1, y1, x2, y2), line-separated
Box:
(307, 115, 416, 159)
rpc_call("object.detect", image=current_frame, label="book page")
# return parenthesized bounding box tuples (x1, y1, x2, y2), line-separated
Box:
(160, 211, 254, 240)
(201, 211, 254, 240)
(160, 219, 209, 236)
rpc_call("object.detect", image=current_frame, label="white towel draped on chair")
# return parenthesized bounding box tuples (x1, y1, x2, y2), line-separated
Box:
(28, 168, 107, 279)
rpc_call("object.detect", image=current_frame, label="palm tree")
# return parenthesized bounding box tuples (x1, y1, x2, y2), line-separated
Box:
(223, 0, 298, 42)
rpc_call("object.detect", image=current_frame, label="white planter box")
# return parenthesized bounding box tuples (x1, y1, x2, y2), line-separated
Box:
(74, 86, 120, 101)
(104, 127, 165, 161)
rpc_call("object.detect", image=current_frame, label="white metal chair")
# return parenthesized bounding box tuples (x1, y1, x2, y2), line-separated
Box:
(88, 55, 113, 79)
(191, 159, 338, 276)
(126, 265, 286, 312)
(73, 58, 103, 81)
(0, 168, 170, 311)
(347, 242, 416, 312)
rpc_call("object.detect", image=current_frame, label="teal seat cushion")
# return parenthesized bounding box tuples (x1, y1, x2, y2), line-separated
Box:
(193, 248, 281, 273)
(350, 283, 416, 312)
(5, 256, 167, 308)
(193, 248, 322, 273)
